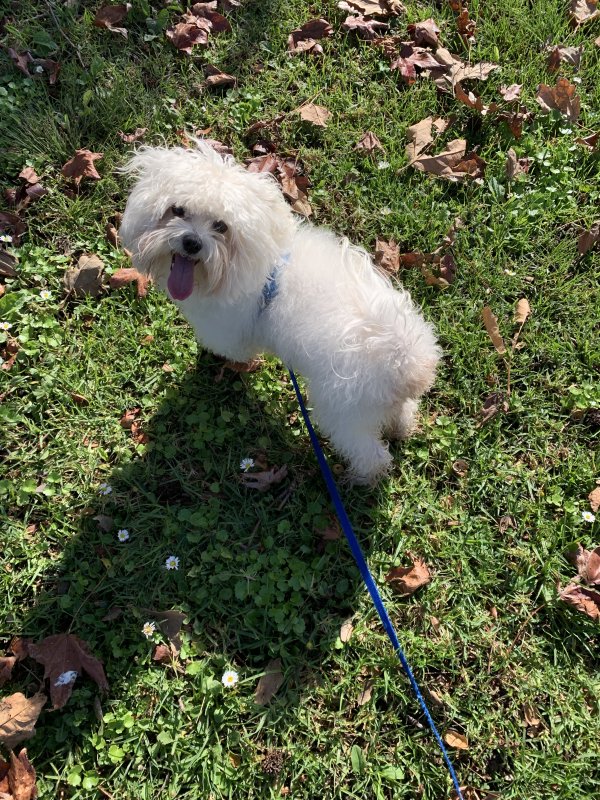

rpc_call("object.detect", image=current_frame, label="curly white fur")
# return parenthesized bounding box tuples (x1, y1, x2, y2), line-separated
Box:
(120, 141, 441, 484)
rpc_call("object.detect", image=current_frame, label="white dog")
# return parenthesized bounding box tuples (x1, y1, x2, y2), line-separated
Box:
(120, 141, 441, 484)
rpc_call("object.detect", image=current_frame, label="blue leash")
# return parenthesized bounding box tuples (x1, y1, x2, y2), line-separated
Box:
(288, 369, 464, 799)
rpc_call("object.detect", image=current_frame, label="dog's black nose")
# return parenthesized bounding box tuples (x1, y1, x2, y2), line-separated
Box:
(182, 235, 202, 255)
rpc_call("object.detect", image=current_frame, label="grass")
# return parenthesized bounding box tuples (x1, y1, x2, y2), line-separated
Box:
(1, 0, 600, 798)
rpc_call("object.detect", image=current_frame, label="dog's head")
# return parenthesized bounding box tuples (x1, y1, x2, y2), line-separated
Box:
(119, 141, 296, 301)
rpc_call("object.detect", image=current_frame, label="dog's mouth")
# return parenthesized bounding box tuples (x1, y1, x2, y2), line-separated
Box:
(167, 253, 197, 301)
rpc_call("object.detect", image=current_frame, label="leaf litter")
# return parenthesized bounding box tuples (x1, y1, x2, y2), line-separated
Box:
(0, 748, 38, 800)
(385, 556, 431, 595)
(0, 693, 46, 750)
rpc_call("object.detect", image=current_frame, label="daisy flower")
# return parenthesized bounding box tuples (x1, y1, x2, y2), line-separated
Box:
(0, 321, 12, 332)
(117, 529, 130, 542)
(39, 289, 52, 301)
(240, 457, 254, 472)
(0, 234, 12, 243)
(99, 483, 112, 495)
(142, 621, 156, 638)
(165, 555, 180, 570)
(582, 510, 596, 523)
(221, 670, 239, 688)
(377, 161, 390, 170)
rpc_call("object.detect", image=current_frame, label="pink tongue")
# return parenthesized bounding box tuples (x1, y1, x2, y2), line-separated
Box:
(168, 254, 196, 300)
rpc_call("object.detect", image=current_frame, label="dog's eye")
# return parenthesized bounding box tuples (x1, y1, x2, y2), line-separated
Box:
(213, 220, 228, 234)
(171, 205, 185, 217)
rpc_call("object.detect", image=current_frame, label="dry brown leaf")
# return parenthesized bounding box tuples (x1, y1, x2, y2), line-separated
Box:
(454, 82, 498, 115)
(452, 459, 469, 477)
(61, 149, 103, 185)
(63, 254, 104, 297)
(444, 730, 469, 749)
(500, 83, 522, 102)
(0, 251, 18, 278)
(240, 464, 288, 491)
(478, 392, 508, 426)
(109, 267, 150, 297)
(411, 137, 465, 176)
(506, 148, 530, 180)
(118, 127, 148, 143)
(573, 543, 600, 584)
(576, 131, 600, 149)
(94, 4, 131, 37)
(357, 683, 373, 705)
(559, 583, 600, 619)
(27, 634, 108, 709)
(536, 78, 581, 121)
(255, 659, 284, 705)
(0, 657, 17, 687)
(589, 487, 600, 513)
(355, 131, 384, 152)
(405, 117, 434, 163)
(374, 239, 400, 274)
(385, 557, 431, 595)
(498, 515, 516, 533)
(340, 619, 354, 643)
(19, 167, 39, 185)
(288, 18, 333, 55)
(578, 222, 600, 255)
(189, 3, 231, 32)
(514, 298, 531, 325)
(5, 749, 37, 800)
(407, 18, 440, 47)
(546, 44, 583, 71)
(0, 693, 46, 749)
(390, 44, 441, 84)
(298, 103, 331, 127)
(521, 702, 541, 727)
(166, 18, 212, 53)
(341, 14, 388, 38)
(318, 517, 342, 540)
(456, 7, 476, 40)
(339, 0, 405, 17)
(7, 49, 33, 77)
(570, 0, 600, 25)
(203, 65, 236, 88)
(481, 307, 506, 354)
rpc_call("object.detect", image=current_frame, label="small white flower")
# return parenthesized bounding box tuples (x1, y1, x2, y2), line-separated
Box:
(39, 289, 52, 300)
(35, 65, 44, 74)
(582, 510, 596, 523)
(380, 206, 392, 216)
(165, 555, 180, 570)
(99, 483, 112, 495)
(377, 161, 390, 170)
(142, 621, 156, 638)
(117, 529, 130, 542)
(221, 670, 239, 688)
(54, 670, 78, 686)
(572, 77, 581, 84)
(503, 269, 516, 276)
(0, 234, 12, 243)
(239, 457, 254, 472)
(0, 321, 12, 331)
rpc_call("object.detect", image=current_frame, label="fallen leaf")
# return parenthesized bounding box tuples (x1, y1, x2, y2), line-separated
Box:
(570, 0, 600, 26)
(505, 148, 530, 180)
(452, 459, 469, 477)
(298, 103, 331, 127)
(240, 465, 288, 491)
(357, 683, 373, 705)
(456, 7, 476, 40)
(203, 64, 236, 88)
(94, 3, 131, 37)
(189, 2, 231, 32)
(374, 238, 400, 273)
(339, 0, 405, 16)
(105, 222, 119, 247)
(497, 107, 531, 138)
(340, 619, 354, 642)
(481, 307, 506, 354)
(341, 14, 387, 38)
(578, 222, 600, 255)
(288, 18, 333, 55)
(576, 131, 600, 149)
(385, 557, 431, 595)
(411, 138, 484, 182)
(546, 44, 583, 71)
(27, 634, 108, 709)
(19, 167, 39, 184)
(514, 298, 531, 326)
(7, 49, 32, 77)
(498, 515, 516, 533)
(318, 517, 342, 540)
(152, 644, 176, 664)
(9, 639, 29, 662)
(0, 657, 17, 687)
(407, 17, 440, 47)
(166, 18, 212, 53)
(0, 251, 18, 278)
(118, 127, 147, 143)
(559, 583, 600, 619)
(421, 253, 456, 287)
(536, 78, 581, 121)
(246, 153, 279, 173)
(405, 116, 434, 163)
(454, 82, 498, 115)
(354, 131, 384, 152)
(478, 392, 508, 426)
(444, 730, 469, 749)
(574, 544, 600, 584)
(120, 407, 140, 429)
(0, 210, 26, 245)
(390, 43, 441, 84)
(255, 659, 284, 705)
(500, 83, 522, 102)
(109, 267, 150, 297)
(589, 487, 600, 513)
(0, 693, 46, 749)
(5, 749, 37, 800)
(61, 149, 103, 185)
(423, 48, 499, 91)
(63, 254, 104, 297)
